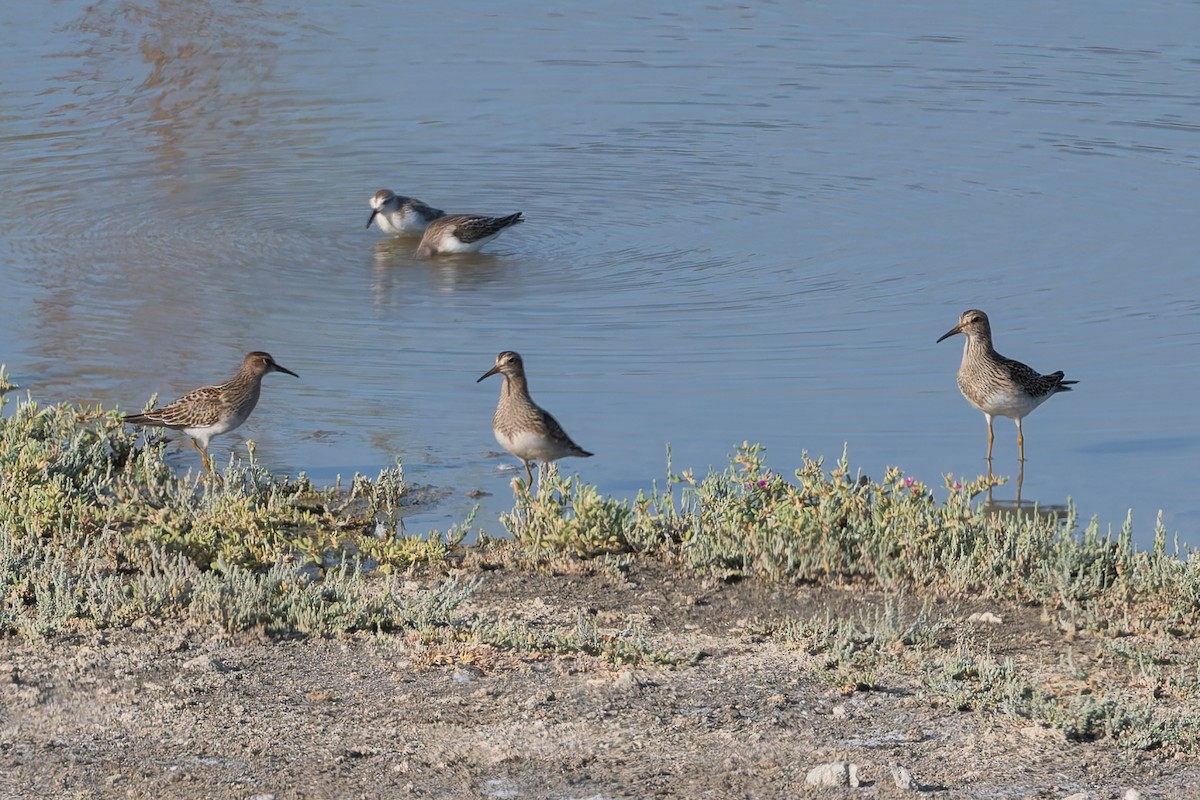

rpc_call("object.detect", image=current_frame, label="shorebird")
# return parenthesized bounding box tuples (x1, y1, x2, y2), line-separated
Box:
(416, 212, 523, 257)
(937, 309, 1077, 464)
(477, 350, 592, 486)
(123, 351, 299, 473)
(366, 189, 445, 236)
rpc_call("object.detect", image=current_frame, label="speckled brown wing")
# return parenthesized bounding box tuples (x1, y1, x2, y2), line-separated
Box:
(998, 356, 1076, 400)
(447, 213, 523, 244)
(125, 384, 228, 430)
(537, 406, 592, 458)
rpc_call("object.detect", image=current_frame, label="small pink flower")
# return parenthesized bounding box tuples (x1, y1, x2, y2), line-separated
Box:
(904, 477, 914, 488)
(953, 481, 963, 490)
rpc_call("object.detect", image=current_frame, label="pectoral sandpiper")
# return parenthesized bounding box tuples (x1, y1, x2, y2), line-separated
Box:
(124, 351, 299, 473)
(937, 309, 1077, 464)
(416, 212, 523, 257)
(366, 189, 445, 237)
(477, 350, 592, 486)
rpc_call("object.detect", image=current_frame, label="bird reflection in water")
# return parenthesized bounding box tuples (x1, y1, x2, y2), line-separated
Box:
(370, 238, 508, 305)
(980, 462, 1070, 522)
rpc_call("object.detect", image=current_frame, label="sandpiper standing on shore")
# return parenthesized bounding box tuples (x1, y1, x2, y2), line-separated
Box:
(477, 351, 591, 486)
(937, 309, 1076, 465)
(124, 351, 299, 473)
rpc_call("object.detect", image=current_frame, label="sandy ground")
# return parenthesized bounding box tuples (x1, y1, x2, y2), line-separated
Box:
(0, 557, 1194, 799)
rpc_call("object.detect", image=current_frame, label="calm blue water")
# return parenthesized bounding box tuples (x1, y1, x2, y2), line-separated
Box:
(1, 1, 1198, 547)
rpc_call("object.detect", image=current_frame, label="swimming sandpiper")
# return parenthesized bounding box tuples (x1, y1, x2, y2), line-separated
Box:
(366, 189, 445, 237)
(477, 350, 592, 486)
(123, 351, 299, 473)
(937, 309, 1077, 464)
(416, 212, 523, 257)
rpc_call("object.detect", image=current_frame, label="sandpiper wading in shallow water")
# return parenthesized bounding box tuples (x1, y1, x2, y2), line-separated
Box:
(416, 212, 523, 257)
(477, 351, 592, 486)
(123, 351, 299, 473)
(937, 309, 1077, 465)
(366, 188, 445, 237)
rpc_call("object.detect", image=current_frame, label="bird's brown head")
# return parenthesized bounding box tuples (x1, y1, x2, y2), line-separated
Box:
(243, 351, 299, 379)
(937, 309, 991, 343)
(477, 350, 523, 383)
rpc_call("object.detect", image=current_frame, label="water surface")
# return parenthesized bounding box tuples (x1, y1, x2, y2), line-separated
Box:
(1, 1, 1198, 546)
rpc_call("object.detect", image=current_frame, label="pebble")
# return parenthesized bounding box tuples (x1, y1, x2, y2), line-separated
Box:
(614, 669, 643, 694)
(1020, 724, 1066, 743)
(482, 778, 519, 799)
(889, 764, 916, 790)
(805, 761, 860, 788)
(452, 666, 484, 683)
(181, 654, 231, 673)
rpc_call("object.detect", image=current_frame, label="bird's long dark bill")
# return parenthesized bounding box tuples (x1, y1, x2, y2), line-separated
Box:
(477, 366, 501, 383)
(365, 209, 379, 229)
(275, 364, 300, 378)
(936, 325, 962, 343)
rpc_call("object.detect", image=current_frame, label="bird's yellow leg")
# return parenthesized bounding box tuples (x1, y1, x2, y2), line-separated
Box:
(190, 439, 222, 484)
(190, 439, 210, 472)
(985, 415, 995, 465)
(1017, 418, 1026, 463)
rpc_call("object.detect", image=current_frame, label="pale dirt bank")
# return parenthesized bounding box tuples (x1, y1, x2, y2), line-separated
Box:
(1, 558, 1194, 799)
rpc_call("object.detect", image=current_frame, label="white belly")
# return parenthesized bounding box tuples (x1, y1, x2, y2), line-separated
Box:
(495, 428, 568, 462)
(375, 215, 403, 235)
(377, 213, 423, 236)
(436, 233, 495, 253)
(964, 384, 1045, 420)
(183, 405, 253, 447)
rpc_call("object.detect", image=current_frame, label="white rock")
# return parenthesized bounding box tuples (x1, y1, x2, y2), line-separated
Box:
(451, 668, 478, 683)
(1019, 724, 1066, 743)
(482, 779, 519, 799)
(1123, 791, 1142, 800)
(1062, 793, 1091, 800)
(614, 669, 643, 693)
(805, 761, 859, 788)
(967, 611, 1003, 624)
(890, 764, 916, 790)
(182, 654, 231, 673)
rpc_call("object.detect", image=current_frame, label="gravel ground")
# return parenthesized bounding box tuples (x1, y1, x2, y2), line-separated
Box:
(1, 559, 1193, 799)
